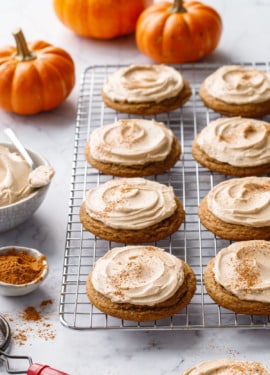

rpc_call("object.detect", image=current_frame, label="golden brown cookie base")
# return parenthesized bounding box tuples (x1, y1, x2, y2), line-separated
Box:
(199, 83, 270, 118)
(204, 258, 270, 315)
(101, 79, 191, 115)
(198, 196, 270, 241)
(80, 198, 185, 244)
(84, 136, 181, 177)
(86, 261, 196, 322)
(192, 139, 270, 176)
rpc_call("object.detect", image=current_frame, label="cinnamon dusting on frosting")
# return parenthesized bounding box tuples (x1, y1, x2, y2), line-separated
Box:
(91, 245, 185, 306)
(207, 177, 270, 227)
(89, 119, 174, 166)
(203, 65, 270, 104)
(213, 240, 270, 303)
(102, 64, 184, 103)
(234, 260, 260, 291)
(85, 178, 177, 230)
(196, 117, 270, 167)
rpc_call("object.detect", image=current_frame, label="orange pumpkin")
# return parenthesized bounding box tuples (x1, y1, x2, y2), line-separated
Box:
(135, 0, 222, 63)
(0, 29, 75, 115)
(53, 0, 152, 39)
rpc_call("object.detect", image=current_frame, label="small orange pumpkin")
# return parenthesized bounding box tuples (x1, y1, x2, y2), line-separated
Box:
(135, 0, 222, 63)
(0, 29, 75, 115)
(53, 0, 152, 39)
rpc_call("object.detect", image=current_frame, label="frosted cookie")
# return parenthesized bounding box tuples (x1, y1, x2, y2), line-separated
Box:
(204, 241, 270, 315)
(80, 177, 185, 243)
(101, 64, 191, 115)
(192, 117, 270, 176)
(86, 245, 196, 322)
(198, 177, 270, 241)
(85, 119, 181, 177)
(199, 65, 270, 117)
(183, 358, 270, 374)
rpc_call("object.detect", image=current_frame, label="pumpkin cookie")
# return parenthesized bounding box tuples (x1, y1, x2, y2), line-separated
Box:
(198, 177, 270, 241)
(80, 177, 185, 243)
(204, 241, 270, 315)
(86, 245, 196, 322)
(85, 118, 181, 177)
(192, 117, 270, 176)
(199, 65, 270, 117)
(183, 358, 270, 374)
(101, 64, 191, 115)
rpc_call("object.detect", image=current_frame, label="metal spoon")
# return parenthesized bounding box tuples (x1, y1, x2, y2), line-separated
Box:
(3, 128, 35, 169)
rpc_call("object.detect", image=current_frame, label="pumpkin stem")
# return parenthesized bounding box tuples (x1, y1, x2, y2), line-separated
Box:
(170, 0, 187, 13)
(12, 28, 36, 62)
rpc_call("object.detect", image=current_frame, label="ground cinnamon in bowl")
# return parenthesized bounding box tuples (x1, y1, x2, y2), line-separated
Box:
(0, 246, 48, 296)
(0, 248, 46, 285)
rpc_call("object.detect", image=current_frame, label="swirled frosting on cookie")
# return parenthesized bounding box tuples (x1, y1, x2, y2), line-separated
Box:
(89, 119, 174, 165)
(196, 117, 270, 167)
(84, 178, 177, 229)
(203, 65, 270, 104)
(0, 146, 54, 206)
(184, 358, 270, 375)
(214, 241, 270, 303)
(207, 177, 270, 227)
(91, 245, 184, 305)
(102, 64, 184, 103)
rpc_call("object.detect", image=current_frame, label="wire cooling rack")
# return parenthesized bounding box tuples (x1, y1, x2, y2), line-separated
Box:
(59, 62, 270, 330)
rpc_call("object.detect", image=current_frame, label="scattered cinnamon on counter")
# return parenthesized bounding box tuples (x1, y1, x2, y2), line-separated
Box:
(23, 306, 42, 321)
(4, 299, 56, 346)
(13, 330, 28, 346)
(40, 299, 53, 307)
(0, 248, 46, 284)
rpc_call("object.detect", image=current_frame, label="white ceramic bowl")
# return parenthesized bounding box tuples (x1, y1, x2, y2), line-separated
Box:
(0, 246, 49, 296)
(0, 143, 52, 233)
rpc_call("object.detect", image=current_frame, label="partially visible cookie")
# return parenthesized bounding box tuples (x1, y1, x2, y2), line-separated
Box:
(86, 245, 196, 322)
(101, 64, 191, 115)
(183, 358, 270, 374)
(85, 118, 181, 177)
(192, 116, 270, 176)
(199, 65, 270, 117)
(204, 240, 270, 315)
(198, 177, 270, 241)
(80, 177, 185, 243)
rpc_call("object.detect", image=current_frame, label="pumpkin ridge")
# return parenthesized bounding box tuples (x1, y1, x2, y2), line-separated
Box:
(0, 46, 17, 61)
(0, 63, 17, 111)
(27, 40, 51, 52)
(164, 13, 192, 60)
(12, 63, 44, 114)
(145, 14, 169, 58)
(35, 59, 70, 109)
(35, 57, 74, 98)
(33, 45, 74, 62)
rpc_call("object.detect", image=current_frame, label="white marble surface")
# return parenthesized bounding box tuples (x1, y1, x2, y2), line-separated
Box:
(1, 1, 270, 374)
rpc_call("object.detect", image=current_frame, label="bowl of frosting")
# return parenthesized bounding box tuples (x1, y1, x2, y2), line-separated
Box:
(0, 246, 49, 296)
(0, 143, 55, 232)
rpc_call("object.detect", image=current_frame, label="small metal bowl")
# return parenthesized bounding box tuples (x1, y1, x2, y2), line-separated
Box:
(0, 246, 49, 297)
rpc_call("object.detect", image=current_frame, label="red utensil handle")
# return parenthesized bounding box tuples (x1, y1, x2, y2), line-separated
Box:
(27, 363, 69, 375)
